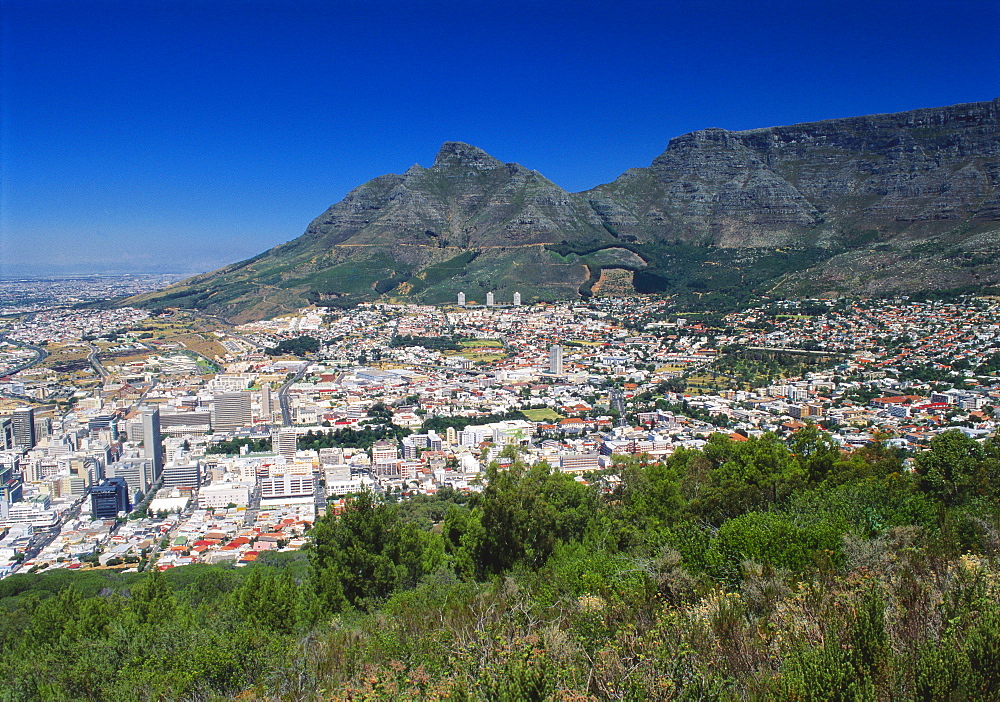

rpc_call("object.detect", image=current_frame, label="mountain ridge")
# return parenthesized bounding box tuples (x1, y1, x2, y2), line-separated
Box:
(129, 98, 1000, 321)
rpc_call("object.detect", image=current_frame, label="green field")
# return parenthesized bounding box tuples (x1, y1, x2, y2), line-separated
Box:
(522, 408, 564, 422)
(459, 339, 503, 348)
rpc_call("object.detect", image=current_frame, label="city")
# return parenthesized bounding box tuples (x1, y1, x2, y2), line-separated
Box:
(2, 286, 998, 577)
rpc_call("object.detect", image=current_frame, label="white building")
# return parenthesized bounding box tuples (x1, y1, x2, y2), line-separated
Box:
(260, 473, 315, 504)
(198, 482, 252, 509)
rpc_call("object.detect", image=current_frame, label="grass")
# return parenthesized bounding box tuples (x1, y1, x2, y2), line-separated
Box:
(459, 339, 502, 348)
(522, 409, 564, 422)
(446, 352, 507, 363)
(685, 372, 737, 391)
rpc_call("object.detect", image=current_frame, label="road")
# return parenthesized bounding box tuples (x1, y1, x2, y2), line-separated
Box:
(86, 343, 109, 379)
(0, 334, 49, 377)
(243, 483, 262, 526)
(9, 500, 83, 575)
(278, 365, 309, 426)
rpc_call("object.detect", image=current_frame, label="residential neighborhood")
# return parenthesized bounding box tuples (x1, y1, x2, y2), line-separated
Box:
(3, 289, 1000, 577)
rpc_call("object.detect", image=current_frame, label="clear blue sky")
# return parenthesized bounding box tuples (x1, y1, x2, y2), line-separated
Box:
(2, 0, 998, 276)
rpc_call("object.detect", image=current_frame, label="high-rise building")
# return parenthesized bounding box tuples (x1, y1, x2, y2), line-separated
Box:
(457, 292, 466, 306)
(106, 458, 154, 501)
(91, 477, 130, 519)
(0, 417, 13, 450)
(161, 461, 201, 490)
(371, 439, 399, 474)
(512, 291, 521, 306)
(549, 344, 563, 375)
(212, 392, 252, 432)
(260, 383, 276, 422)
(87, 414, 117, 441)
(319, 447, 345, 466)
(273, 428, 298, 459)
(141, 407, 163, 479)
(486, 291, 495, 307)
(33, 415, 51, 443)
(12, 407, 35, 451)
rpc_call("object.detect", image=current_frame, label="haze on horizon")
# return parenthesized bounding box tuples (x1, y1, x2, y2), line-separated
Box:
(1, 0, 997, 278)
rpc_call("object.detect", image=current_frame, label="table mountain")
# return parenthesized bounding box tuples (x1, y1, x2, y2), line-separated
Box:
(130, 98, 1000, 321)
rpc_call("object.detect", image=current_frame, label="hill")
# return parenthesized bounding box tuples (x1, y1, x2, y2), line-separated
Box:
(129, 98, 1000, 321)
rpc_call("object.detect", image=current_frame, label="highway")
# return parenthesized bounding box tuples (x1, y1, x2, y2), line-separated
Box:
(86, 343, 110, 379)
(278, 365, 309, 426)
(0, 334, 49, 377)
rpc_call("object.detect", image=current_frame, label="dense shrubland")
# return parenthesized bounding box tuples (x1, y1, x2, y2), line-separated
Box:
(3, 428, 1000, 700)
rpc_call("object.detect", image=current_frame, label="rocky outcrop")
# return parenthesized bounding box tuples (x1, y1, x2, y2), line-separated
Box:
(129, 99, 1000, 321)
(587, 98, 1000, 249)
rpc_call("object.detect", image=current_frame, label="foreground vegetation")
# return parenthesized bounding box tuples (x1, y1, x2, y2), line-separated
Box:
(3, 428, 1000, 700)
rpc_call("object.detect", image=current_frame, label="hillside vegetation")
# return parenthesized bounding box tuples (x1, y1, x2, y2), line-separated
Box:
(3, 428, 1000, 700)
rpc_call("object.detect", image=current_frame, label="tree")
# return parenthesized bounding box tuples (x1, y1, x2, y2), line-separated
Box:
(691, 432, 806, 523)
(310, 490, 435, 610)
(790, 423, 841, 484)
(914, 430, 997, 506)
(473, 460, 598, 576)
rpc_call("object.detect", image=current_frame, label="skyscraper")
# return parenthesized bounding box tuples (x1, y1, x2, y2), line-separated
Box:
(161, 461, 201, 490)
(273, 428, 297, 459)
(260, 383, 274, 422)
(91, 477, 130, 519)
(212, 392, 252, 432)
(549, 344, 563, 375)
(141, 406, 163, 479)
(486, 291, 495, 307)
(12, 407, 35, 451)
(512, 291, 521, 306)
(0, 417, 13, 450)
(457, 292, 466, 306)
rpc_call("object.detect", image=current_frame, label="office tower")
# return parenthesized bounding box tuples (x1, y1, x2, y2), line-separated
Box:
(549, 344, 563, 375)
(33, 416, 52, 442)
(88, 414, 116, 432)
(273, 428, 297, 459)
(0, 417, 13, 450)
(486, 291, 495, 307)
(12, 407, 35, 451)
(401, 436, 418, 460)
(126, 420, 145, 443)
(512, 291, 521, 306)
(371, 440, 399, 472)
(161, 460, 201, 490)
(457, 292, 466, 306)
(260, 383, 274, 422)
(91, 477, 130, 518)
(106, 458, 153, 501)
(141, 407, 163, 479)
(211, 392, 252, 432)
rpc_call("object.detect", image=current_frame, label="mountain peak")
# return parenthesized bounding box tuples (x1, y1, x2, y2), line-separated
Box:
(433, 141, 504, 170)
(128, 99, 1000, 322)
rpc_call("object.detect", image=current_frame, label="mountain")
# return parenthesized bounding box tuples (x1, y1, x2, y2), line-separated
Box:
(130, 98, 1000, 321)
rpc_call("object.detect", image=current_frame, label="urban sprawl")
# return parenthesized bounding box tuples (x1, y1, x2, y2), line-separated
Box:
(2, 285, 1000, 577)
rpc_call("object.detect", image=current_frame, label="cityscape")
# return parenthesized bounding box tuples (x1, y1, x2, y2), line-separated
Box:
(3, 1, 999, 696)
(2, 283, 998, 576)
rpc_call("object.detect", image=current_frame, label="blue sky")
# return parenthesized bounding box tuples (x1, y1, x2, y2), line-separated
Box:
(1, 0, 998, 276)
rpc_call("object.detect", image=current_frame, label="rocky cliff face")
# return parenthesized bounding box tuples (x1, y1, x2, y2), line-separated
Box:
(130, 99, 1000, 321)
(587, 98, 1000, 248)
